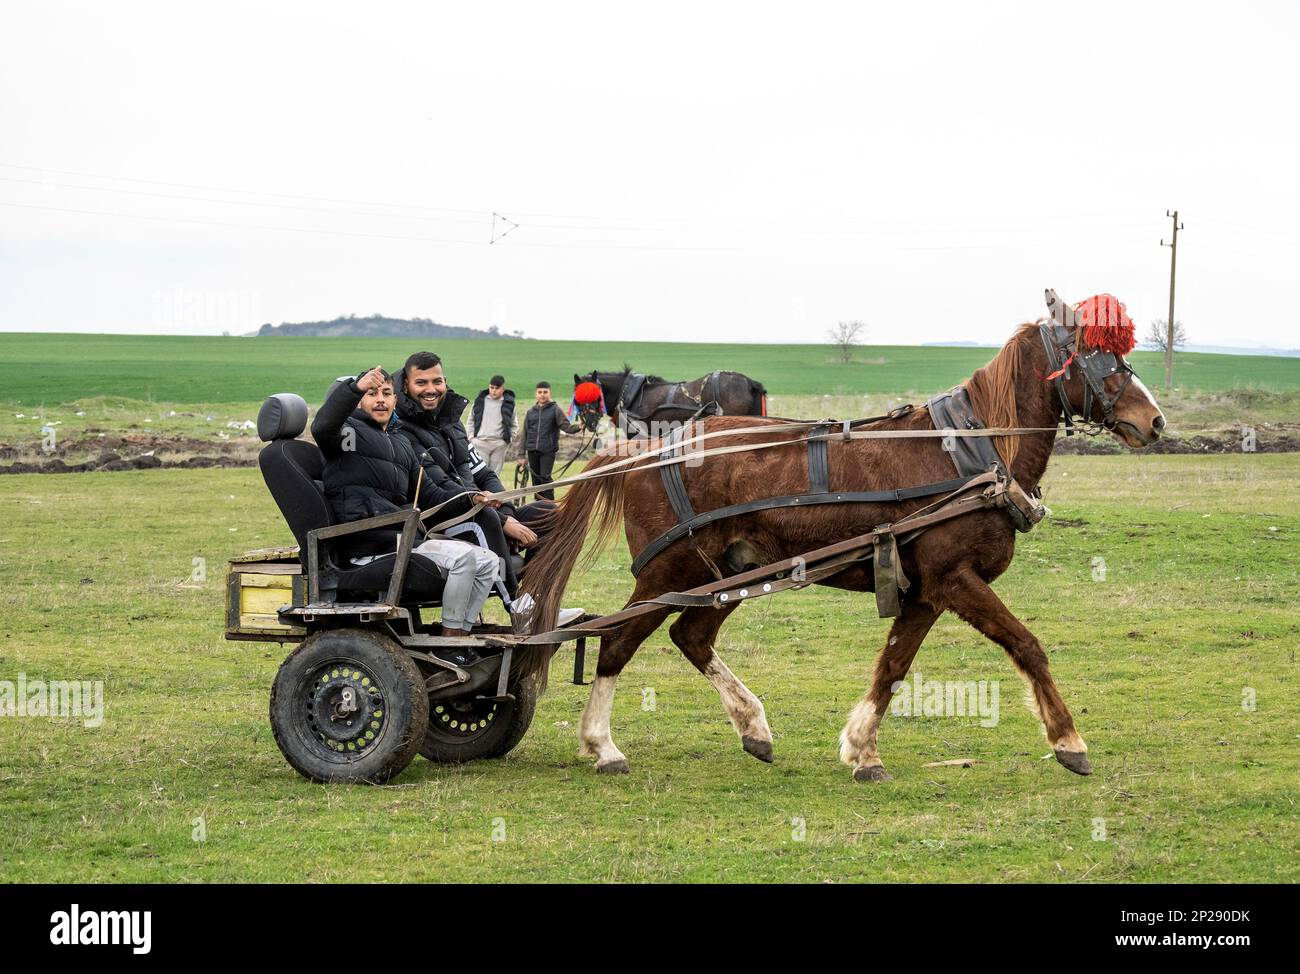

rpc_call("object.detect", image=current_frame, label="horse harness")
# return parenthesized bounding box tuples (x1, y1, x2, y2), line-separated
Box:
(618, 370, 724, 430)
(635, 396, 1048, 618)
(521, 466, 1044, 645)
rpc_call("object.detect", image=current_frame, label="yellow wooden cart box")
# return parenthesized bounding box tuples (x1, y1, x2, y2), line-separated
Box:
(225, 546, 308, 640)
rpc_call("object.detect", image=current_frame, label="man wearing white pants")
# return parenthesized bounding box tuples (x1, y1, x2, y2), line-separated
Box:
(412, 537, 501, 635)
(469, 375, 515, 476)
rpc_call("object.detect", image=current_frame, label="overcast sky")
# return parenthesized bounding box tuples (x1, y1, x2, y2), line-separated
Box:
(2, 1, 1297, 347)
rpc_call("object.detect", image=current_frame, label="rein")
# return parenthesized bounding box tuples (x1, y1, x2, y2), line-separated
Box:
(551, 429, 598, 479)
(419, 414, 1082, 533)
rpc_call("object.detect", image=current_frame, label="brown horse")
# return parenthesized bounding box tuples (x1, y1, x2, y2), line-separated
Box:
(523, 319, 1164, 781)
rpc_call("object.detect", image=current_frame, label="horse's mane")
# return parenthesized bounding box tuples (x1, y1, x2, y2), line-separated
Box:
(619, 364, 666, 384)
(962, 322, 1039, 471)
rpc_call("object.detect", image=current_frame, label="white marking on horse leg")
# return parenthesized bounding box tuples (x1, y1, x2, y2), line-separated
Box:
(838, 698, 882, 769)
(1019, 672, 1044, 726)
(1053, 730, 1088, 753)
(577, 675, 627, 769)
(1017, 670, 1088, 753)
(702, 654, 770, 742)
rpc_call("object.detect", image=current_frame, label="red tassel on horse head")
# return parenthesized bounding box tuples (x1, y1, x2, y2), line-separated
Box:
(1077, 293, 1136, 356)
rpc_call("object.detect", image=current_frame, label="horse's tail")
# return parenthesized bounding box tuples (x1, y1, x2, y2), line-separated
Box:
(512, 452, 628, 689)
(748, 376, 768, 416)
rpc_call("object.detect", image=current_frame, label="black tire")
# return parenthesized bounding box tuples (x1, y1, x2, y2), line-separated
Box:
(270, 627, 429, 784)
(420, 674, 538, 764)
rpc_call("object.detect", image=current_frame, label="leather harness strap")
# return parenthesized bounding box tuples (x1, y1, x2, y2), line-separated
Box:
(521, 472, 1004, 642)
(658, 424, 697, 523)
(807, 423, 831, 493)
(872, 524, 910, 618)
(705, 370, 721, 409)
(630, 474, 975, 576)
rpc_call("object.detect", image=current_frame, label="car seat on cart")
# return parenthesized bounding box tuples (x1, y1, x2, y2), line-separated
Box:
(255, 393, 446, 606)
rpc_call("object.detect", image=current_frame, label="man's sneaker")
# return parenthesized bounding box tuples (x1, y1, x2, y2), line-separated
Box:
(428, 640, 480, 667)
(509, 596, 584, 634)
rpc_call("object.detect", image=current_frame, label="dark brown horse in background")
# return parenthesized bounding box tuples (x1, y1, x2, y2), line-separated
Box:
(573, 367, 767, 436)
(527, 323, 1164, 782)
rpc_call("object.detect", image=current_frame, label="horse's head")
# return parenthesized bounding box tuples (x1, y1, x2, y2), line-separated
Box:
(1041, 292, 1165, 448)
(571, 374, 606, 432)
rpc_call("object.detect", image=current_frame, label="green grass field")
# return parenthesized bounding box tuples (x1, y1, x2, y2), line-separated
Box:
(1, 454, 1296, 882)
(4, 332, 1300, 406)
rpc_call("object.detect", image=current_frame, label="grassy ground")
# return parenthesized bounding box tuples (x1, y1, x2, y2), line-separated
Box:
(4, 332, 1299, 406)
(0, 453, 1296, 882)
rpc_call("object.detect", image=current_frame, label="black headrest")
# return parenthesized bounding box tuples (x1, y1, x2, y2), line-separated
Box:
(326, 376, 354, 408)
(258, 439, 330, 564)
(258, 394, 309, 441)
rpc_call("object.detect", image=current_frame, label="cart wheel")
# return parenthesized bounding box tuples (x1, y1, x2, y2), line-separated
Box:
(420, 675, 538, 763)
(270, 628, 429, 784)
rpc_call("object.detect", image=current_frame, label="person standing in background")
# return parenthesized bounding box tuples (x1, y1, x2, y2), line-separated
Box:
(517, 381, 579, 501)
(470, 375, 515, 476)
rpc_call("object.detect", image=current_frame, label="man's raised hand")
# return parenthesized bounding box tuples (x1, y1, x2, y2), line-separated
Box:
(357, 366, 387, 392)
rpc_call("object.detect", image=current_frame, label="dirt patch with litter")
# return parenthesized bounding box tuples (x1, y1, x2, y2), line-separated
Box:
(0, 430, 263, 474)
(0, 429, 591, 475)
(1051, 422, 1300, 455)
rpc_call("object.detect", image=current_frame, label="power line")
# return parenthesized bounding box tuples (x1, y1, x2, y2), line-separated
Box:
(0, 200, 485, 246)
(0, 174, 489, 226)
(0, 161, 486, 217)
(1, 171, 1152, 238)
(0, 160, 1149, 232)
(0, 198, 1153, 254)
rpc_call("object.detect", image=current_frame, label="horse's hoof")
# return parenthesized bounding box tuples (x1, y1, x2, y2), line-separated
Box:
(597, 759, 630, 775)
(742, 736, 774, 763)
(853, 765, 893, 782)
(1054, 749, 1093, 776)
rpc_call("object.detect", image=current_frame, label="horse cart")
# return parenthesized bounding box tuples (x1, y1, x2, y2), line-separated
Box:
(227, 379, 1044, 785)
(229, 290, 1163, 784)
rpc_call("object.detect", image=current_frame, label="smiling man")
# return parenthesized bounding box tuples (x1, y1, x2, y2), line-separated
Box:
(312, 365, 501, 638)
(391, 351, 552, 611)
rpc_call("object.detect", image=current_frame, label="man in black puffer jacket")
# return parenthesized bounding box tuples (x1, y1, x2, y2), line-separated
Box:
(516, 381, 581, 501)
(391, 351, 548, 606)
(313, 365, 501, 637)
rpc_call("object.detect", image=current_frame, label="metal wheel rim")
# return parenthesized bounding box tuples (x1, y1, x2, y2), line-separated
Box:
(426, 696, 503, 744)
(295, 654, 393, 763)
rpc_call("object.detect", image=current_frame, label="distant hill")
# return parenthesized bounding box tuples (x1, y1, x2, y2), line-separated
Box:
(254, 314, 522, 339)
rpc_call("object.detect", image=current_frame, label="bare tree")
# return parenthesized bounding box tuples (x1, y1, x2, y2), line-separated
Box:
(1144, 318, 1188, 353)
(828, 320, 865, 363)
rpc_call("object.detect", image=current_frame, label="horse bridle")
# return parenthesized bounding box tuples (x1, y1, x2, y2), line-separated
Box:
(574, 371, 605, 433)
(1038, 321, 1136, 434)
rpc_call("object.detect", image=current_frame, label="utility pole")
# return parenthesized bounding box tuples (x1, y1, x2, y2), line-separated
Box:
(1160, 210, 1184, 395)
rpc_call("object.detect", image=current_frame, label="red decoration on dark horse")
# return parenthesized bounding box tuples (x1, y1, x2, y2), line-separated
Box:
(571, 367, 767, 437)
